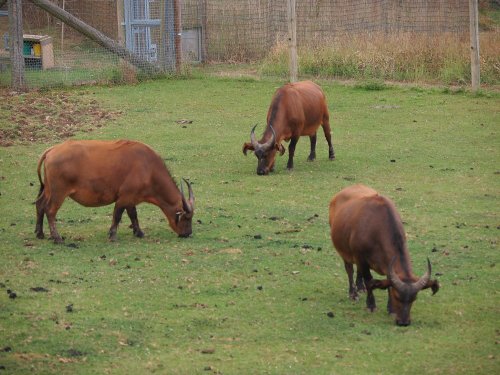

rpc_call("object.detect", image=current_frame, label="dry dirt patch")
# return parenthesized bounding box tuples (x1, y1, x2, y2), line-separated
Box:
(0, 89, 122, 146)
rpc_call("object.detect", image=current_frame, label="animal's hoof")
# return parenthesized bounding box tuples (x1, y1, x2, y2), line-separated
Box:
(36, 232, 45, 239)
(307, 155, 316, 161)
(329, 155, 336, 160)
(134, 230, 145, 238)
(53, 238, 64, 244)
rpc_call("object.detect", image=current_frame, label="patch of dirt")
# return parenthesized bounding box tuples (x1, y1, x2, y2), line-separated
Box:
(0, 89, 122, 147)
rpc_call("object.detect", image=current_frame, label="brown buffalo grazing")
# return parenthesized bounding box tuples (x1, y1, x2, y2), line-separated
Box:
(242, 80, 334, 175)
(329, 184, 439, 326)
(35, 140, 194, 243)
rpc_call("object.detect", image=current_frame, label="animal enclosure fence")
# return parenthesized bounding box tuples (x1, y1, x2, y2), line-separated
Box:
(0, 0, 494, 89)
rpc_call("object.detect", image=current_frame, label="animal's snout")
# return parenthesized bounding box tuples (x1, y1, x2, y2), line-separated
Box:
(178, 231, 192, 238)
(257, 168, 269, 176)
(396, 319, 411, 327)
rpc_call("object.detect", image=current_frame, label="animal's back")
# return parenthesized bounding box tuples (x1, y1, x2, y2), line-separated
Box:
(42, 140, 163, 207)
(329, 185, 407, 275)
(45, 140, 160, 177)
(268, 81, 328, 138)
(329, 184, 377, 227)
(329, 185, 382, 263)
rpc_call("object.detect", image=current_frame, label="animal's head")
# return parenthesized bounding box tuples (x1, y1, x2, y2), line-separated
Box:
(373, 258, 439, 326)
(171, 178, 195, 237)
(242, 125, 285, 175)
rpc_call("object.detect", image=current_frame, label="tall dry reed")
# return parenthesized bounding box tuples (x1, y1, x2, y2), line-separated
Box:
(260, 30, 500, 85)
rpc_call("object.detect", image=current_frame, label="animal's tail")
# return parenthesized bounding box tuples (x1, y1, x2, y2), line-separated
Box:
(36, 147, 53, 202)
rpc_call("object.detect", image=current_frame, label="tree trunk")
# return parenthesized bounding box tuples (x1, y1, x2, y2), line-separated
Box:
(29, 0, 162, 75)
(9, 0, 26, 91)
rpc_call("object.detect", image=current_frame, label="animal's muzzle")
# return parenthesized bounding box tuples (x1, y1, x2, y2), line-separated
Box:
(396, 319, 411, 327)
(257, 168, 269, 176)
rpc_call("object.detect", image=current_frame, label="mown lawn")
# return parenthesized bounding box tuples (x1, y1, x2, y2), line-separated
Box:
(0, 76, 498, 374)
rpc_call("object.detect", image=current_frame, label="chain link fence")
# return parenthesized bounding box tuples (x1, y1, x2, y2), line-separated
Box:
(0, 0, 497, 88)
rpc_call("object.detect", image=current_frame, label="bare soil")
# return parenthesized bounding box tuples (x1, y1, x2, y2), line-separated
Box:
(0, 89, 122, 147)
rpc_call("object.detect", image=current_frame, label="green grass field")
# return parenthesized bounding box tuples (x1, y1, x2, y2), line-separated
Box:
(0, 76, 499, 374)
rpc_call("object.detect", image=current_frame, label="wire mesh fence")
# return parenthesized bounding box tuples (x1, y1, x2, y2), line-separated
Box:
(0, 0, 497, 89)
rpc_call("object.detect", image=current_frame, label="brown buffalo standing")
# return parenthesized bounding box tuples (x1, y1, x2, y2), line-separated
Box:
(242, 80, 335, 175)
(329, 184, 439, 326)
(35, 140, 194, 243)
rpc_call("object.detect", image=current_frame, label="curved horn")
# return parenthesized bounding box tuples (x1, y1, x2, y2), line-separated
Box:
(388, 256, 407, 292)
(260, 125, 276, 151)
(411, 258, 432, 292)
(181, 178, 194, 213)
(250, 124, 259, 149)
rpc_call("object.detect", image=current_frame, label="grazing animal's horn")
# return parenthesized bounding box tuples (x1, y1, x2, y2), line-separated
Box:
(388, 256, 407, 292)
(185, 178, 194, 209)
(250, 124, 259, 149)
(260, 125, 276, 151)
(411, 258, 432, 292)
(181, 178, 194, 213)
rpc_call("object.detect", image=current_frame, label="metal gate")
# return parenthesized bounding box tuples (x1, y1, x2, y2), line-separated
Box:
(123, 0, 176, 69)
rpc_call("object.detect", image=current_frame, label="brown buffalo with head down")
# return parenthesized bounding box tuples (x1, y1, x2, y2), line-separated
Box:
(242, 80, 335, 175)
(329, 184, 439, 326)
(35, 140, 194, 243)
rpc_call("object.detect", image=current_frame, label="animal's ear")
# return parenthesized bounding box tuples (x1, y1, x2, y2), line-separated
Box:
(175, 211, 183, 224)
(422, 279, 440, 295)
(275, 143, 286, 156)
(371, 279, 392, 290)
(242, 142, 254, 156)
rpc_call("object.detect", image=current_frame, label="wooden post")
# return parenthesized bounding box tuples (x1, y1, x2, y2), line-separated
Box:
(8, 0, 26, 91)
(116, 0, 125, 46)
(469, 0, 480, 91)
(201, 0, 208, 63)
(60, 0, 65, 51)
(174, 0, 182, 74)
(287, 0, 298, 83)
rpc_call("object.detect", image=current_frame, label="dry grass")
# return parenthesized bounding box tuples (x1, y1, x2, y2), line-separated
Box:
(261, 31, 500, 85)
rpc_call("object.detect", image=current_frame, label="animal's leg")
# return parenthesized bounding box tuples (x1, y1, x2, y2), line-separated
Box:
(307, 134, 317, 161)
(321, 115, 335, 160)
(108, 205, 126, 241)
(45, 200, 65, 244)
(356, 270, 366, 293)
(35, 195, 46, 239)
(359, 262, 376, 311)
(126, 206, 144, 238)
(287, 137, 299, 170)
(387, 289, 393, 314)
(344, 261, 358, 300)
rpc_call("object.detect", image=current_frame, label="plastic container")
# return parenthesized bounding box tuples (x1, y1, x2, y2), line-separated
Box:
(23, 41, 31, 56)
(33, 43, 41, 57)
